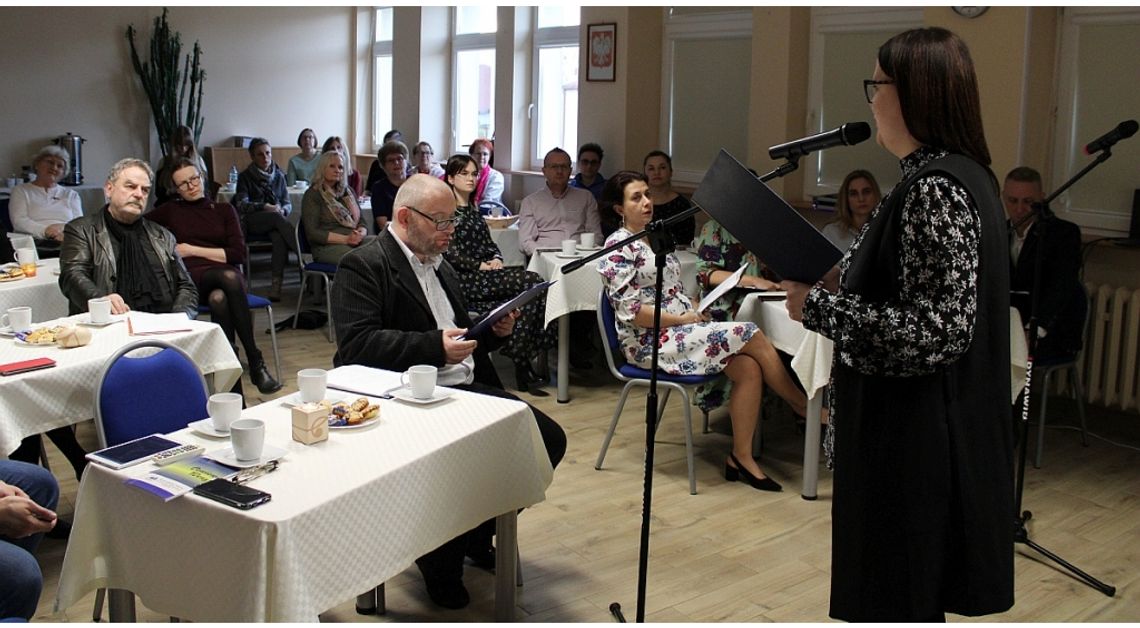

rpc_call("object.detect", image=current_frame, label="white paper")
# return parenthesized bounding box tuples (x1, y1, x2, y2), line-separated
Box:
(127, 312, 192, 335)
(698, 266, 747, 313)
(326, 364, 404, 398)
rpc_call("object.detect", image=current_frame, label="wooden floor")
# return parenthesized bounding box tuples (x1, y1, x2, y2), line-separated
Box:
(33, 269, 1140, 622)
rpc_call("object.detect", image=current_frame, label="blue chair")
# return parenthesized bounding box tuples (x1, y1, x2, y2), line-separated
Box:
(594, 290, 717, 495)
(294, 221, 337, 342)
(91, 339, 207, 621)
(196, 293, 282, 383)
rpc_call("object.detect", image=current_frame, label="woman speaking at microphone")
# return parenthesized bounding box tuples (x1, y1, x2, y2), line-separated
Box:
(782, 28, 1013, 622)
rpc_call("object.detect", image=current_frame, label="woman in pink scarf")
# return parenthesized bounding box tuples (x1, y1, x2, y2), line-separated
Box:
(468, 137, 503, 211)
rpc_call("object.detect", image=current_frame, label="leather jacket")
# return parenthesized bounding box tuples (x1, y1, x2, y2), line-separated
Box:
(58, 208, 198, 317)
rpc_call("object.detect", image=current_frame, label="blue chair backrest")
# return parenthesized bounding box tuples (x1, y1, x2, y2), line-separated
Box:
(94, 340, 210, 447)
(599, 290, 620, 352)
(296, 220, 312, 255)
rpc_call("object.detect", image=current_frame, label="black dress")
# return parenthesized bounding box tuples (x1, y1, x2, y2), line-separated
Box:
(803, 147, 1014, 621)
(653, 194, 695, 247)
(444, 203, 554, 367)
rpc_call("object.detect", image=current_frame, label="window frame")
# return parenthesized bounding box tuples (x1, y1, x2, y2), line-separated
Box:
(450, 7, 498, 155)
(371, 7, 394, 150)
(530, 15, 580, 170)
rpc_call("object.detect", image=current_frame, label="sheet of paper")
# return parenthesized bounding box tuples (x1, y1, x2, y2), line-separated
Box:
(127, 312, 192, 335)
(326, 364, 403, 398)
(698, 266, 746, 313)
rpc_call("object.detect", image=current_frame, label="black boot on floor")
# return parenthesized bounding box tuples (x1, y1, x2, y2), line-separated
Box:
(250, 359, 282, 394)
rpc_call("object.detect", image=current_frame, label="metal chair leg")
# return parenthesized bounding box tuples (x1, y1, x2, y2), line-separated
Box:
(293, 274, 309, 330)
(262, 303, 282, 381)
(92, 587, 105, 621)
(1072, 366, 1089, 446)
(595, 382, 635, 469)
(678, 386, 697, 495)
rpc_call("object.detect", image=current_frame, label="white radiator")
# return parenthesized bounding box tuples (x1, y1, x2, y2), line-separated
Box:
(1080, 283, 1140, 411)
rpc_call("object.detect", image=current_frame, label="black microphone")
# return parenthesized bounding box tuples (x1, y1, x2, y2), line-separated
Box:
(768, 122, 872, 161)
(1084, 119, 1138, 155)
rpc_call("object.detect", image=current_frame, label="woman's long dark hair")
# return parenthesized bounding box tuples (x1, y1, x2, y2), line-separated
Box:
(599, 170, 648, 236)
(877, 27, 990, 165)
(444, 154, 480, 205)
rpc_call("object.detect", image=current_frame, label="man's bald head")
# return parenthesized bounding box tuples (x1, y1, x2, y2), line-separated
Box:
(392, 174, 458, 258)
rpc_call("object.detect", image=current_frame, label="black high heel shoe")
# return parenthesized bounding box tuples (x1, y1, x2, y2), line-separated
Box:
(724, 453, 783, 492)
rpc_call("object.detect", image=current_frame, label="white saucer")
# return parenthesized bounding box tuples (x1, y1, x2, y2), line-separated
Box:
(554, 252, 583, 259)
(390, 386, 454, 405)
(188, 418, 231, 438)
(78, 316, 121, 328)
(280, 391, 348, 407)
(204, 444, 288, 469)
(576, 245, 601, 252)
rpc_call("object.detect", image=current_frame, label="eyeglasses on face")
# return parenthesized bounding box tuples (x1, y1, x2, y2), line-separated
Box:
(863, 79, 895, 104)
(385, 155, 406, 165)
(174, 174, 202, 190)
(407, 206, 457, 231)
(545, 163, 571, 171)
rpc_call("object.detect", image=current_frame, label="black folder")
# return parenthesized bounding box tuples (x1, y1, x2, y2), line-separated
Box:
(693, 150, 842, 283)
(459, 280, 556, 340)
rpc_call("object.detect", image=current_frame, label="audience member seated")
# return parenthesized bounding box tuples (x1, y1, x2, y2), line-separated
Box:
(517, 147, 601, 256)
(368, 140, 409, 233)
(1005, 166, 1086, 360)
(301, 150, 369, 265)
(330, 174, 565, 609)
(287, 127, 320, 186)
(0, 460, 59, 621)
(444, 154, 554, 394)
(822, 169, 881, 251)
(154, 125, 209, 206)
(597, 171, 813, 492)
(232, 137, 297, 301)
(643, 150, 694, 247)
(569, 142, 606, 203)
(412, 141, 445, 178)
(366, 130, 411, 190)
(322, 136, 362, 198)
(7, 145, 82, 258)
(150, 158, 282, 395)
(468, 138, 503, 209)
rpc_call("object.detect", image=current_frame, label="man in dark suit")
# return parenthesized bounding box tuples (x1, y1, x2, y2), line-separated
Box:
(1005, 166, 1086, 360)
(330, 174, 566, 610)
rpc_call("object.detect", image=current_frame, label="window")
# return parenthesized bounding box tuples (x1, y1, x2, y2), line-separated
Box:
(1052, 7, 1140, 234)
(452, 7, 497, 154)
(372, 7, 393, 148)
(532, 10, 579, 168)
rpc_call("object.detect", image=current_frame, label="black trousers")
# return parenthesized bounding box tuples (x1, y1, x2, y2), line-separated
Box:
(415, 381, 565, 582)
(243, 211, 297, 278)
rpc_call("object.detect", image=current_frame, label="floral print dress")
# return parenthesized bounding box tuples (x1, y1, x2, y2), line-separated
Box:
(597, 228, 757, 378)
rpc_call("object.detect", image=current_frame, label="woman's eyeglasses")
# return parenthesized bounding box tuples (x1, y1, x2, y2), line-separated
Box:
(175, 174, 202, 190)
(863, 79, 895, 103)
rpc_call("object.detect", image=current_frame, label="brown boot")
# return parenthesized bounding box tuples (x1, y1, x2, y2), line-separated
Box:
(268, 277, 283, 302)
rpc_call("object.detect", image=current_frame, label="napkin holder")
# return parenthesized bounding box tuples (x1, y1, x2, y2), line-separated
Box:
(292, 403, 328, 445)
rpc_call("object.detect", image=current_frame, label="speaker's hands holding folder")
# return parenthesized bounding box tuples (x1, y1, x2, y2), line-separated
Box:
(491, 309, 520, 337)
(442, 328, 478, 364)
(781, 266, 839, 322)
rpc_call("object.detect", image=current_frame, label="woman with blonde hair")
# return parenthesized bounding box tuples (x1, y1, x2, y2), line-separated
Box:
(822, 169, 881, 250)
(301, 150, 368, 264)
(321, 136, 362, 198)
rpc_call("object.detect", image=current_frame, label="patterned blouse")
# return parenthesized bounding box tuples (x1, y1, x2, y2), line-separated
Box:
(802, 146, 980, 378)
(694, 219, 776, 322)
(444, 203, 501, 271)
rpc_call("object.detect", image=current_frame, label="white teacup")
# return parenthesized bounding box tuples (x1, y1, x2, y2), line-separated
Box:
(230, 418, 266, 461)
(88, 298, 112, 324)
(295, 180, 308, 190)
(1, 306, 32, 332)
(561, 239, 577, 256)
(580, 232, 596, 249)
(297, 368, 328, 403)
(401, 364, 437, 400)
(207, 392, 243, 433)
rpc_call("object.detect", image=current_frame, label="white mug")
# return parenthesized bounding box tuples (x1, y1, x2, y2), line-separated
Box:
(207, 392, 243, 433)
(297, 368, 328, 403)
(580, 232, 596, 249)
(15, 248, 35, 265)
(296, 180, 308, 190)
(88, 298, 112, 324)
(230, 418, 266, 461)
(1, 307, 32, 332)
(561, 239, 577, 256)
(400, 364, 438, 400)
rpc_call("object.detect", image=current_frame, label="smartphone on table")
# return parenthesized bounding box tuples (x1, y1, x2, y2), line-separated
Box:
(193, 478, 272, 510)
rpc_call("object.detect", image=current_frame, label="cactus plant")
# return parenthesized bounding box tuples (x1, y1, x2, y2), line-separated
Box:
(126, 8, 206, 157)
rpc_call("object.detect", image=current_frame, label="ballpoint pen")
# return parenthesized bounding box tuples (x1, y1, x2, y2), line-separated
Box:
(234, 459, 280, 484)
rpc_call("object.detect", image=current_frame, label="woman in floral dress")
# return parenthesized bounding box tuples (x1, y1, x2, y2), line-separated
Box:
(443, 154, 553, 394)
(596, 171, 810, 491)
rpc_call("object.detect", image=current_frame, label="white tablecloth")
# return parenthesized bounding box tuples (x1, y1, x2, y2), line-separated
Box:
(55, 365, 552, 622)
(738, 294, 1030, 498)
(0, 314, 241, 456)
(489, 224, 524, 267)
(0, 258, 68, 323)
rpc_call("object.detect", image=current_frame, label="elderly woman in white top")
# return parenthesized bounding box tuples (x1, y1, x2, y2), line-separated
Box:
(9, 145, 83, 253)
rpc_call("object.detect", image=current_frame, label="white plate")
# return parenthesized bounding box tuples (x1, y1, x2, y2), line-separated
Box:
(329, 415, 381, 430)
(554, 252, 583, 259)
(576, 245, 602, 252)
(188, 418, 231, 438)
(279, 391, 349, 408)
(0, 326, 13, 337)
(204, 444, 288, 469)
(78, 316, 121, 328)
(390, 386, 455, 405)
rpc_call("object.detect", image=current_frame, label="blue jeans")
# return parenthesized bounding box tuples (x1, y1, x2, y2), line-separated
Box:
(0, 460, 59, 620)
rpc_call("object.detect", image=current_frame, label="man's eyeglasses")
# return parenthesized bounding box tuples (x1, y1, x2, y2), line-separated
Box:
(174, 174, 202, 190)
(863, 79, 895, 103)
(407, 206, 457, 231)
(545, 163, 571, 171)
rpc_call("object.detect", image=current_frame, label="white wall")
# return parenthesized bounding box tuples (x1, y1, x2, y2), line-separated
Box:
(0, 6, 354, 184)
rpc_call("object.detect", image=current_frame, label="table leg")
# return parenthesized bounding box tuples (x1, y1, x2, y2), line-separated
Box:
(557, 314, 570, 403)
(494, 511, 518, 621)
(801, 392, 822, 500)
(107, 589, 136, 622)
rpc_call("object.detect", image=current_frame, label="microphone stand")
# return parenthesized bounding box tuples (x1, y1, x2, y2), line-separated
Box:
(1013, 148, 1115, 597)
(560, 159, 799, 622)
